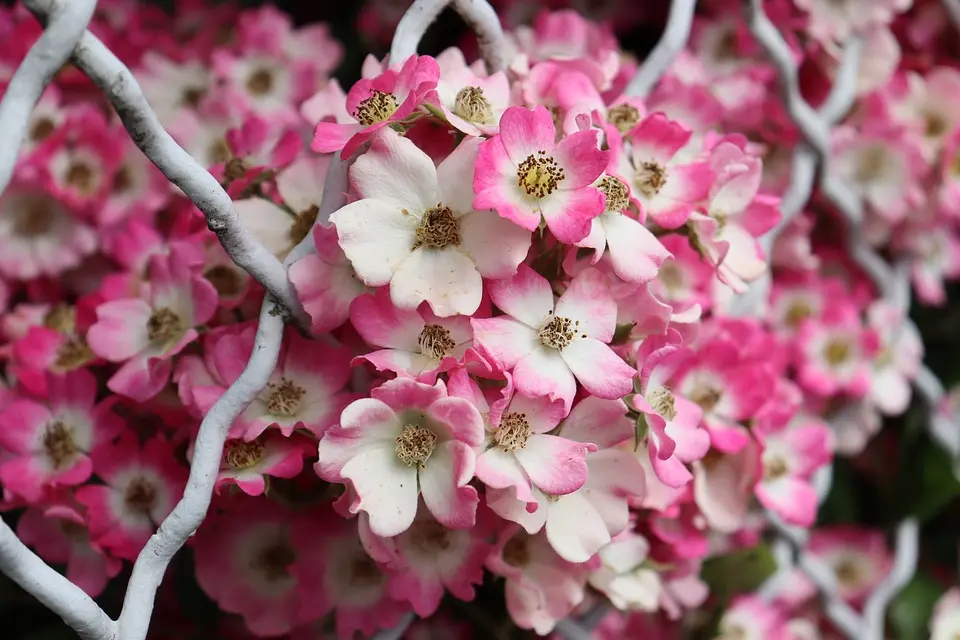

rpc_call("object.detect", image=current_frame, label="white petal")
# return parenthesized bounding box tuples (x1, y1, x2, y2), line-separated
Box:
(390, 246, 482, 317)
(330, 199, 417, 286)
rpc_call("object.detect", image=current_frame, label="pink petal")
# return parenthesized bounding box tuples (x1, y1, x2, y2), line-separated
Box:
(756, 477, 817, 527)
(420, 440, 478, 530)
(470, 317, 539, 370)
(487, 264, 554, 328)
(87, 299, 152, 361)
(458, 210, 532, 280)
(426, 397, 485, 447)
(349, 290, 423, 351)
(0, 400, 51, 454)
(539, 187, 604, 244)
(554, 267, 617, 341)
(514, 347, 578, 412)
(0, 457, 52, 501)
(560, 397, 633, 448)
(515, 434, 594, 496)
(351, 128, 439, 210)
(341, 442, 419, 537)
(315, 399, 400, 480)
(561, 338, 635, 399)
(554, 129, 607, 188)
(602, 213, 671, 283)
(629, 113, 691, 164)
(372, 377, 446, 413)
(473, 140, 542, 233)
(476, 447, 537, 507)
(499, 106, 556, 164)
(106, 357, 172, 403)
(289, 252, 365, 334)
(311, 121, 362, 154)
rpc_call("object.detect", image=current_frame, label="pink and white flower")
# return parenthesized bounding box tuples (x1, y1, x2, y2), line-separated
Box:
(312, 54, 440, 158)
(931, 587, 960, 640)
(216, 432, 315, 497)
(866, 301, 923, 416)
(0, 370, 123, 502)
(429, 47, 510, 137)
(315, 377, 485, 537)
(717, 595, 784, 639)
(331, 130, 531, 317)
(794, 0, 912, 43)
(796, 304, 873, 398)
(76, 433, 187, 560)
(473, 105, 608, 243)
(471, 266, 636, 412)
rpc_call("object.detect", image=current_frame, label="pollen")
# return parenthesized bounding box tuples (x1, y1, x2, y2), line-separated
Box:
(204, 264, 244, 298)
(289, 204, 319, 247)
(266, 377, 306, 417)
(690, 384, 722, 413)
(395, 424, 437, 468)
(634, 161, 667, 198)
(538, 314, 578, 350)
(147, 307, 184, 344)
(225, 438, 265, 470)
(494, 412, 531, 452)
(43, 304, 76, 333)
(453, 86, 493, 124)
(66, 161, 96, 194)
(246, 68, 274, 96)
(42, 420, 77, 469)
(354, 89, 399, 126)
(502, 534, 530, 567)
(784, 299, 813, 328)
(763, 455, 789, 480)
(409, 520, 452, 553)
(124, 477, 158, 516)
(29, 116, 56, 143)
(647, 387, 678, 421)
(252, 540, 296, 583)
(607, 103, 641, 134)
(53, 335, 94, 372)
(599, 175, 630, 212)
(517, 152, 565, 199)
(413, 205, 461, 249)
(823, 337, 852, 367)
(418, 324, 456, 359)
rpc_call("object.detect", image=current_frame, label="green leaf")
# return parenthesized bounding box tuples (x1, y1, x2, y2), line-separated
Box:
(911, 440, 960, 521)
(700, 543, 777, 602)
(888, 571, 943, 640)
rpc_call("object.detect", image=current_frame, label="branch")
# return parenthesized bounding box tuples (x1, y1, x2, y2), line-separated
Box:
(862, 519, 919, 639)
(625, 0, 698, 98)
(20, 0, 309, 329)
(944, 0, 960, 32)
(0, 0, 96, 193)
(389, 0, 507, 72)
(0, 518, 116, 640)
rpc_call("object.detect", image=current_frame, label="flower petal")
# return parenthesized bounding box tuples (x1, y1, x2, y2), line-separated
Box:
(341, 442, 420, 537)
(554, 267, 617, 341)
(390, 246, 482, 317)
(420, 440, 478, 530)
(515, 434, 594, 495)
(561, 338, 635, 399)
(488, 264, 554, 328)
(330, 199, 417, 287)
(351, 128, 439, 210)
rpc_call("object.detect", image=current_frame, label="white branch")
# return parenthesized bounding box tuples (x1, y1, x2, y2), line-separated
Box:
(389, 0, 507, 72)
(625, 0, 697, 98)
(0, 0, 96, 192)
(20, 0, 309, 328)
(862, 518, 919, 640)
(0, 518, 116, 640)
(944, 0, 960, 32)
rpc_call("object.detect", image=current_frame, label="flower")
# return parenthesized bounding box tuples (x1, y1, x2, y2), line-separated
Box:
(473, 105, 609, 243)
(315, 377, 485, 537)
(216, 432, 315, 497)
(331, 130, 531, 317)
(471, 265, 636, 412)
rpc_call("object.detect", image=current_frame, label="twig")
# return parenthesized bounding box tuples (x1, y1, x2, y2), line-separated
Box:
(625, 0, 698, 98)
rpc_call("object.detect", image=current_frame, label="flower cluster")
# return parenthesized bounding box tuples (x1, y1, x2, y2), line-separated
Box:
(2, 0, 960, 638)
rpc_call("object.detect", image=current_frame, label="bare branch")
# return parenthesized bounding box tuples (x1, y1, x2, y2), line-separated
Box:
(20, 0, 310, 329)
(944, 0, 960, 32)
(625, 0, 698, 98)
(0, 517, 116, 640)
(862, 519, 919, 639)
(0, 0, 96, 193)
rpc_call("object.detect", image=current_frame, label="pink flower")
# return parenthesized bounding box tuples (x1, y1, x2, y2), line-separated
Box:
(216, 432, 315, 497)
(931, 586, 960, 640)
(289, 224, 368, 334)
(312, 54, 440, 158)
(315, 377, 485, 537)
(692, 439, 760, 534)
(615, 113, 713, 229)
(0, 370, 123, 502)
(0, 183, 98, 281)
(429, 48, 510, 137)
(76, 432, 187, 560)
(290, 508, 410, 639)
(363, 507, 494, 617)
(718, 595, 785, 639)
(350, 288, 486, 383)
(796, 305, 873, 398)
(588, 531, 661, 612)
(331, 131, 531, 317)
(87, 243, 218, 402)
(485, 527, 592, 635)
(473, 105, 608, 243)
(487, 396, 645, 562)
(794, 0, 912, 43)
(471, 266, 635, 412)
(475, 378, 595, 512)
(17, 500, 122, 598)
(866, 301, 923, 415)
(194, 499, 314, 637)
(632, 339, 709, 489)
(903, 225, 960, 305)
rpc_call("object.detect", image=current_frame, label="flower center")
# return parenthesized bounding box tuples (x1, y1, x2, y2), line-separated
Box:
(658, 261, 684, 292)
(690, 384, 723, 412)
(647, 387, 677, 421)
(453, 86, 493, 124)
(607, 103, 641, 134)
(418, 324, 456, 359)
(413, 205, 461, 249)
(784, 299, 813, 328)
(855, 146, 887, 183)
(925, 110, 948, 138)
(763, 454, 789, 480)
(599, 175, 630, 212)
(266, 377, 306, 417)
(251, 540, 295, 583)
(43, 420, 77, 469)
(53, 335, 94, 372)
(538, 313, 580, 350)
(719, 624, 748, 640)
(43, 304, 76, 333)
(409, 520, 452, 553)
(833, 555, 864, 588)
(823, 337, 852, 367)
(246, 68, 274, 96)
(225, 438, 265, 470)
(147, 307, 184, 344)
(124, 477, 158, 516)
(60, 521, 87, 542)
(517, 151, 565, 198)
(502, 534, 530, 567)
(348, 555, 382, 587)
(14, 197, 58, 238)
(204, 265, 244, 297)
(395, 424, 437, 468)
(181, 86, 206, 109)
(66, 161, 97, 194)
(354, 89, 398, 126)
(29, 116, 56, 143)
(289, 205, 318, 247)
(494, 412, 531, 452)
(634, 161, 667, 198)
